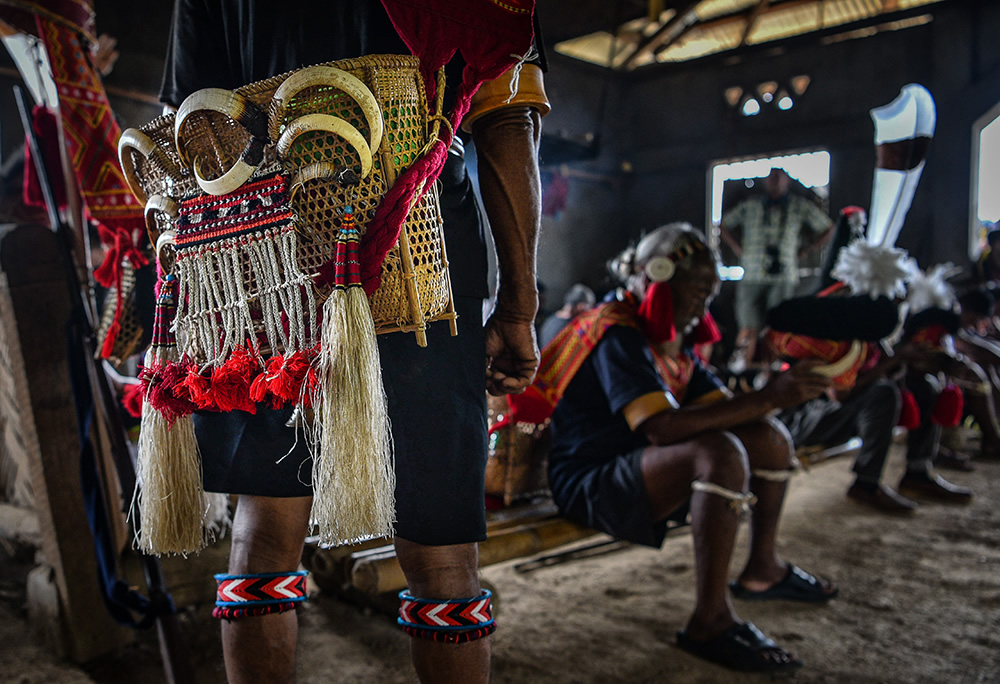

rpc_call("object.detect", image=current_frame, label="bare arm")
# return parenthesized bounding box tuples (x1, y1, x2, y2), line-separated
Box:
(472, 104, 542, 395)
(637, 360, 832, 446)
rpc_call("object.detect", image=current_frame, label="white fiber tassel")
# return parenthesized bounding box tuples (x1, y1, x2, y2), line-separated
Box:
(310, 284, 395, 545)
(203, 492, 232, 540)
(133, 275, 208, 555)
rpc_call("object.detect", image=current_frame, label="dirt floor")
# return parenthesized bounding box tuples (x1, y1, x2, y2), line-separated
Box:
(2, 444, 999, 684)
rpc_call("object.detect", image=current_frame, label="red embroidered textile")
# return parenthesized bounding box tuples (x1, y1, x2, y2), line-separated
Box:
(35, 13, 145, 358)
(36, 16, 143, 235)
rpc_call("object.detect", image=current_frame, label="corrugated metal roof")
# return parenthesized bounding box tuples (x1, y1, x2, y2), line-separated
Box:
(555, 0, 946, 69)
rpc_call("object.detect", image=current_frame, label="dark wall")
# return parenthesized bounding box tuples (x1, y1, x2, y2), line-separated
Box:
(537, 1, 1000, 301)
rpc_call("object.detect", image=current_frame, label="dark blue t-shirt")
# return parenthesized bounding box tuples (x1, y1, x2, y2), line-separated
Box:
(548, 325, 724, 503)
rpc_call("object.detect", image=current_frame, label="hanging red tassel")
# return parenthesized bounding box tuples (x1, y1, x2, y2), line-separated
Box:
(689, 311, 722, 346)
(249, 356, 281, 408)
(101, 318, 121, 359)
(637, 280, 676, 344)
(141, 361, 199, 424)
(268, 350, 318, 406)
(931, 384, 964, 427)
(898, 387, 921, 429)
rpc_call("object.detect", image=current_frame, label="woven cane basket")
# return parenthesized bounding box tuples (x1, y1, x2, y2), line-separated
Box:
(95, 258, 145, 368)
(486, 394, 551, 507)
(119, 54, 455, 356)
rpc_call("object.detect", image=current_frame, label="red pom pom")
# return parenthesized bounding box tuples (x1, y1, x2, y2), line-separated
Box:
(181, 366, 214, 409)
(209, 347, 260, 414)
(140, 361, 199, 424)
(121, 382, 144, 419)
(931, 384, 964, 428)
(898, 388, 921, 430)
(268, 351, 315, 404)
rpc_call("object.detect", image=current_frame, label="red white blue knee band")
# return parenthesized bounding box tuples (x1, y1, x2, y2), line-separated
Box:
(213, 571, 308, 620)
(398, 589, 496, 643)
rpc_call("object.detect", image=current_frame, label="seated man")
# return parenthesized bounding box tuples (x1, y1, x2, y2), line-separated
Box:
(773, 299, 975, 512)
(521, 223, 837, 673)
(954, 287, 1000, 458)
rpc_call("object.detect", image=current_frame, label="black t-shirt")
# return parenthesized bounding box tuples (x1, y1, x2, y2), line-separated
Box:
(548, 325, 725, 504)
(161, 0, 408, 107)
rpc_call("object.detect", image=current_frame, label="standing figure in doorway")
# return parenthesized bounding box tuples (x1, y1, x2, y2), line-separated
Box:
(719, 168, 833, 367)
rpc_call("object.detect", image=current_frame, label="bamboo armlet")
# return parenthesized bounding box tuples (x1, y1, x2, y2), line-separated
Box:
(461, 63, 550, 133)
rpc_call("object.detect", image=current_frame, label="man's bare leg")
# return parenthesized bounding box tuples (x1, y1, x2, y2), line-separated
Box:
(222, 495, 313, 684)
(395, 538, 489, 684)
(641, 432, 748, 638)
(730, 420, 837, 597)
(729, 420, 790, 588)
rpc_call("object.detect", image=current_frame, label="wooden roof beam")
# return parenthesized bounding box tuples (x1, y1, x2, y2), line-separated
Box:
(620, 1, 700, 71)
(740, 0, 772, 48)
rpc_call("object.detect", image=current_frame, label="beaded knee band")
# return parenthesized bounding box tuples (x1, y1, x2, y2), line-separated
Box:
(398, 589, 496, 643)
(691, 480, 757, 515)
(213, 571, 308, 620)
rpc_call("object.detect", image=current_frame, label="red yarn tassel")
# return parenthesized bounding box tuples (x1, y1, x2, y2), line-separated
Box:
(209, 347, 260, 414)
(182, 366, 214, 410)
(898, 388, 921, 430)
(122, 382, 144, 419)
(637, 281, 676, 344)
(931, 384, 964, 428)
(101, 318, 121, 359)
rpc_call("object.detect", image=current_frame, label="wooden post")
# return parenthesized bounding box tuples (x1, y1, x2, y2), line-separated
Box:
(0, 223, 132, 662)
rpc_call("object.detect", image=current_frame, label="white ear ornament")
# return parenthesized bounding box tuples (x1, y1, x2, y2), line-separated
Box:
(645, 256, 675, 283)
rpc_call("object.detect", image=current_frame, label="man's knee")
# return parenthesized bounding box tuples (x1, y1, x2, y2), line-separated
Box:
(858, 379, 902, 425)
(394, 539, 494, 644)
(394, 538, 480, 598)
(690, 431, 749, 490)
(229, 496, 312, 573)
(738, 418, 796, 471)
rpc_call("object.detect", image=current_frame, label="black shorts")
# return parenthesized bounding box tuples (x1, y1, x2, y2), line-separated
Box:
(195, 295, 488, 546)
(549, 447, 673, 548)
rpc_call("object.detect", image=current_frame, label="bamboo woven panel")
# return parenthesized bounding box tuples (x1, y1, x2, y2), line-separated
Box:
(121, 54, 454, 342)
